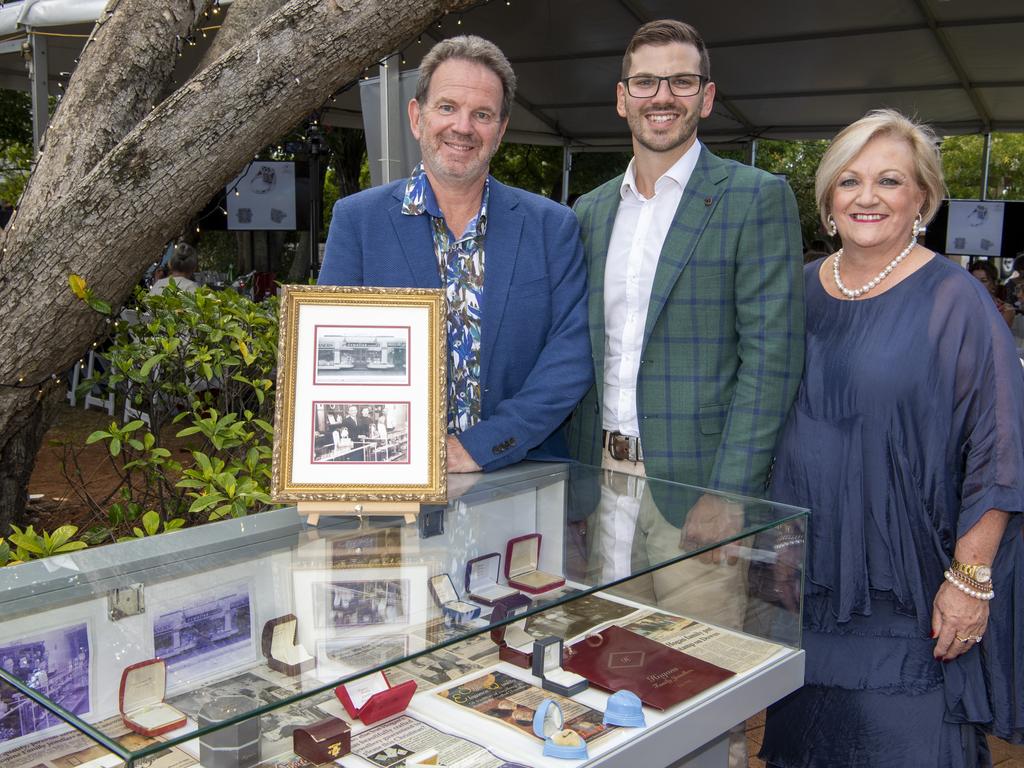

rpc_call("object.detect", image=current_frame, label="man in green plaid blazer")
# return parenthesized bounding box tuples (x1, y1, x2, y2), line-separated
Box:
(567, 21, 804, 506)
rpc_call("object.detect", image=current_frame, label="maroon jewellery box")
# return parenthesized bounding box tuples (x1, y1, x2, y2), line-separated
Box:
(118, 659, 187, 737)
(489, 602, 535, 669)
(292, 716, 351, 764)
(335, 671, 417, 725)
(504, 533, 565, 594)
(261, 614, 316, 676)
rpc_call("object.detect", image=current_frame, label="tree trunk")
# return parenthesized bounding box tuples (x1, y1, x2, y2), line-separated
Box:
(0, 386, 56, 533)
(0, 0, 474, 528)
(195, 0, 286, 71)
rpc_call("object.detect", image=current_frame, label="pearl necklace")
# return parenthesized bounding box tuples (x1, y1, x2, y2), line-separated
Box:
(832, 235, 917, 300)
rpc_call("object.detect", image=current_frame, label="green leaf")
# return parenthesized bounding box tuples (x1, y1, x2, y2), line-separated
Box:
(188, 494, 225, 513)
(86, 430, 111, 444)
(139, 354, 163, 378)
(47, 525, 79, 550)
(142, 511, 160, 536)
(109, 437, 122, 457)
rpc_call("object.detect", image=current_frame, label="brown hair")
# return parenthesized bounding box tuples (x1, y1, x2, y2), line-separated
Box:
(415, 35, 517, 120)
(622, 19, 710, 79)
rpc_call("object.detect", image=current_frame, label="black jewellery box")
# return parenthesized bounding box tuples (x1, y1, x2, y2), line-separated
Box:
(532, 636, 588, 696)
(465, 552, 532, 615)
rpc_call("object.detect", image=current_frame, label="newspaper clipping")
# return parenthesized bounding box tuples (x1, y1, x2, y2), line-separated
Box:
(436, 671, 613, 744)
(351, 715, 513, 768)
(624, 611, 780, 673)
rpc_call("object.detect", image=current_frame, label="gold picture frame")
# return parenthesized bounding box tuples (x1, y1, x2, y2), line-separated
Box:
(271, 286, 446, 503)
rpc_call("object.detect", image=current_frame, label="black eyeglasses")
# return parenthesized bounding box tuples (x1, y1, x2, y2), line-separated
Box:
(621, 73, 708, 98)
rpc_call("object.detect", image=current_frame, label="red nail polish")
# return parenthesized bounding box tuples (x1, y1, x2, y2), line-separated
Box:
(930, 630, 937, 638)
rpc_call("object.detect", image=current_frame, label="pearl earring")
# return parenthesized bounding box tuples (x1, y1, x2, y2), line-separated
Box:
(912, 213, 926, 239)
(827, 214, 837, 237)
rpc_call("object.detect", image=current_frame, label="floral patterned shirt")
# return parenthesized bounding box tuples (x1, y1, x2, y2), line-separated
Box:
(402, 163, 488, 434)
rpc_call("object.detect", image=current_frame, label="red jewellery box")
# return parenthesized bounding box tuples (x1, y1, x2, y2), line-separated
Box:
(335, 671, 417, 725)
(261, 614, 316, 676)
(292, 716, 351, 763)
(504, 533, 565, 594)
(118, 659, 187, 737)
(489, 603, 534, 669)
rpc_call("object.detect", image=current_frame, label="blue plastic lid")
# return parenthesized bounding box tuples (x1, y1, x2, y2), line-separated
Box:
(603, 690, 646, 728)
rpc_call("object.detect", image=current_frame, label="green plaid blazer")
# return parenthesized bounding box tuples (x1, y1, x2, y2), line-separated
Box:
(567, 147, 805, 497)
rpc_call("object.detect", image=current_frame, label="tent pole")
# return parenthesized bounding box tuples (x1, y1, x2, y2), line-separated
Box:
(25, 30, 49, 156)
(980, 132, 992, 201)
(749, 138, 758, 167)
(561, 143, 572, 206)
(379, 53, 401, 184)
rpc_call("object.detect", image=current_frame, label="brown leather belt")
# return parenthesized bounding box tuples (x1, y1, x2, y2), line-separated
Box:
(603, 430, 643, 462)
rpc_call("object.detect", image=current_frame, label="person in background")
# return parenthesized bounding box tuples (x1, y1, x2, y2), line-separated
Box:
(319, 35, 591, 473)
(150, 242, 199, 295)
(761, 109, 1024, 768)
(969, 259, 1014, 327)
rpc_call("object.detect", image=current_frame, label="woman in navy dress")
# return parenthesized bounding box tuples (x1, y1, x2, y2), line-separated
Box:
(760, 110, 1024, 767)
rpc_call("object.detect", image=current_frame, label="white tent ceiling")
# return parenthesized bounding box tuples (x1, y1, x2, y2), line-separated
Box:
(1, 0, 1023, 149)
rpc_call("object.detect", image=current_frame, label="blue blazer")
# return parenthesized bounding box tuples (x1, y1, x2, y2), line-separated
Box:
(319, 176, 593, 471)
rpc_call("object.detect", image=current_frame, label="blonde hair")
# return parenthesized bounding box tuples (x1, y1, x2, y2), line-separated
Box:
(815, 109, 946, 230)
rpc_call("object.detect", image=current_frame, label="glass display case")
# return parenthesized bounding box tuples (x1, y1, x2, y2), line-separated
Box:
(0, 462, 807, 768)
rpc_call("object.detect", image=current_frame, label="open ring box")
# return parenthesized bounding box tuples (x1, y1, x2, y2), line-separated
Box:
(489, 602, 535, 669)
(429, 573, 481, 626)
(261, 614, 315, 676)
(504, 533, 565, 594)
(532, 637, 588, 696)
(335, 670, 417, 725)
(532, 699, 588, 760)
(465, 552, 532, 615)
(118, 659, 187, 737)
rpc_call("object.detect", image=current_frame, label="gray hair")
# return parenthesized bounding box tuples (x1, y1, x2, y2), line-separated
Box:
(816, 109, 946, 229)
(415, 35, 516, 120)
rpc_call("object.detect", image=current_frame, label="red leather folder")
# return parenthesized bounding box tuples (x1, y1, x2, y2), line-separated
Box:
(563, 626, 734, 710)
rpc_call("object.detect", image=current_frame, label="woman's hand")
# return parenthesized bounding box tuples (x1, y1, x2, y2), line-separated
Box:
(931, 580, 989, 661)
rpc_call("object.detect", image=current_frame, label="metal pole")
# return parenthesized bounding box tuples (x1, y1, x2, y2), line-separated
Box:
(749, 138, 758, 167)
(308, 122, 323, 281)
(561, 143, 572, 205)
(980, 132, 992, 201)
(25, 31, 49, 155)
(378, 53, 402, 184)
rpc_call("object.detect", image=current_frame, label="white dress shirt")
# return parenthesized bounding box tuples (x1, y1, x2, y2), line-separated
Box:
(603, 141, 702, 436)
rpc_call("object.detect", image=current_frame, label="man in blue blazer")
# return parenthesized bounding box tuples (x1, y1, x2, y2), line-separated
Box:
(319, 35, 592, 473)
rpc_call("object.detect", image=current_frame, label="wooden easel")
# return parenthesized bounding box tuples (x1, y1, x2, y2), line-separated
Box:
(297, 500, 422, 526)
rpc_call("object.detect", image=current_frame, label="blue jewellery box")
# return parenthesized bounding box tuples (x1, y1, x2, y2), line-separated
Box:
(429, 573, 481, 625)
(532, 699, 588, 760)
(532, 636, 588, 697)
(603, 690, 646, 728)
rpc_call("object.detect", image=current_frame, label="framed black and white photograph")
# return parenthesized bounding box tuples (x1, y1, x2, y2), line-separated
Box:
(314, 326, 410, 386)
(312, 402, 410, 464)
(313, 579, 409, 629)
(292, 566, 430, 652)
(272, 286, 446, 503)
(0, 623, 91, 745)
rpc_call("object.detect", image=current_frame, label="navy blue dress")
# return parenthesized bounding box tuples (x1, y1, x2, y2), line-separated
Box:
(761, 256, 1024, 768)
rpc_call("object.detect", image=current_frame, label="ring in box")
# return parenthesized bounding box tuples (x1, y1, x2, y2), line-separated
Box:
(504, 533, 565, 594)
(261, 614, 315, 676)
(118, 659, 186, 737)
(465, 552, 531, 614)
(198, 695, 261, 768)
(532, 637, 588, 696)
(532, 699, 588, 760)
(429, 573, 481, 625)
(489, 603, 535, 669)
(293, 716, 351, 763)
(335, 671, 417, 725)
